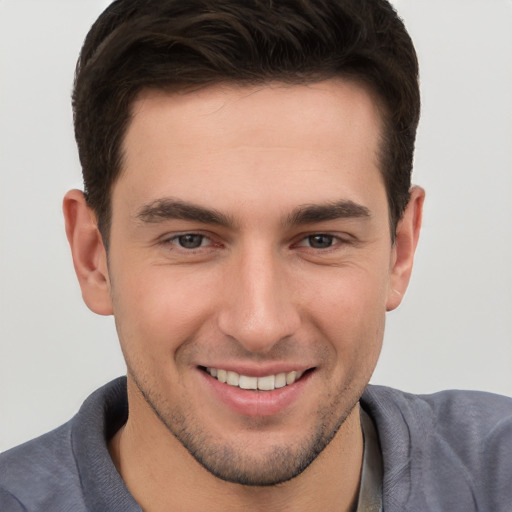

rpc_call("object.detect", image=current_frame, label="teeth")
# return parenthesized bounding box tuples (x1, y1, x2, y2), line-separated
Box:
(239, 375, 258, 390)
(226, 371, 239, 386)
(257, 375, 275, 391)
(275, 373, 287, 389)
(206, 368, 305, 391)
(286, 371, 297, 385)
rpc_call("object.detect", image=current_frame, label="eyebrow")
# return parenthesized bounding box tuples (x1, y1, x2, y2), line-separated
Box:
(136, 199, 234, 227)
(136, 197, 371, 228)
(285, 200, 371, 226)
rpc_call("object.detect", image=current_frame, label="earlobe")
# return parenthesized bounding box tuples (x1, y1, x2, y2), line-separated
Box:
(386, 186, 425, 312)
(63, 189, 113, 315)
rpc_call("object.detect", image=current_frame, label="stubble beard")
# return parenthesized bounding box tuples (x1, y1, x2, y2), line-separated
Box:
(129, 368, 359, 487)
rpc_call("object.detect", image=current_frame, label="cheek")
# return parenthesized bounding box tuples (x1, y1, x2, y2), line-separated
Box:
(110, 264, 220, 359)
(301, 265, 388, 363)
(303, 259, 390, 316)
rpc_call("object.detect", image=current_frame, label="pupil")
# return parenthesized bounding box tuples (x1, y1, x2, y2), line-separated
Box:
(309, 235, 333, 249)
(179, 234, 203, 249)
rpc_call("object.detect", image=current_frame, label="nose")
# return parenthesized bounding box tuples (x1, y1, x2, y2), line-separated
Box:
(217, 245, 301, 353)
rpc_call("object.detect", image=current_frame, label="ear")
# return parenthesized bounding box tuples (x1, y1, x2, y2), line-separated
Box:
(386, 186, 425, 312)
(63, 189, 113, 315)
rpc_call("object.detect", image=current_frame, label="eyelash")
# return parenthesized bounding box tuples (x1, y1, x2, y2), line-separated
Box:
(165, 233, 216, 250)
(295, 234, 345, 250)
(161, 232, 349, 252)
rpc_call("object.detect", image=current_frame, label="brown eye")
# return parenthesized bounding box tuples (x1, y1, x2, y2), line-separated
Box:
(307, 235, 334, 249)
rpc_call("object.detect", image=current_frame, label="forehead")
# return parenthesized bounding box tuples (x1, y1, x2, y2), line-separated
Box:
(127, 79, 383, 154)
(115, 80, 386, 219)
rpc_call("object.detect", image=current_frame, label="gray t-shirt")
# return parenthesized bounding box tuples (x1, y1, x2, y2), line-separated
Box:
(1, 378, 512, 511)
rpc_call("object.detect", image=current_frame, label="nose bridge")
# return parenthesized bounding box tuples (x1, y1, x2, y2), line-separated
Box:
(218, 242, 300, 353)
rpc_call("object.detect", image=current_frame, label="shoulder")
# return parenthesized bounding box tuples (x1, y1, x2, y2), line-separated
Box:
(363, 384, 512, 430)
(0, 378, 130, 512)
(0, 422, 86, 511)
(362, 385, 512, 511)
(363, 384, 512, 443)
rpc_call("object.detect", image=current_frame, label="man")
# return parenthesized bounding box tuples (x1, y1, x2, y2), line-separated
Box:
(1, 0, 511, 510)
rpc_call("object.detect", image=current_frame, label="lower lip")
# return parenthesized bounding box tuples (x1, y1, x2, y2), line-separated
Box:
(199, 369, 313, 418)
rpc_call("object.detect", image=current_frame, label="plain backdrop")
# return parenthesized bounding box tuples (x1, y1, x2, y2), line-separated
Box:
(1, 0, 511, 453)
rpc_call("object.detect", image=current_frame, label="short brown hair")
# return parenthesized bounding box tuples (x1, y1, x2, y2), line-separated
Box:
(73, 0, 420, 243)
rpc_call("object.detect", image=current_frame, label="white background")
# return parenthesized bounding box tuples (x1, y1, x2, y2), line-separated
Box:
(1, 0, 511, 452)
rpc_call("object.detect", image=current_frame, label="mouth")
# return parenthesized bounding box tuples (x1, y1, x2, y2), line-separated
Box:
(201, 366, 311, 391)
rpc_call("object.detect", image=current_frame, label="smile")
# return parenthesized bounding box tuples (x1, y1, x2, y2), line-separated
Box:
(205, 367, 305, 391)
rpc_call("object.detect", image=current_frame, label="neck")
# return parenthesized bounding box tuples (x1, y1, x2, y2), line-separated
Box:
(109, 386, 364, 512)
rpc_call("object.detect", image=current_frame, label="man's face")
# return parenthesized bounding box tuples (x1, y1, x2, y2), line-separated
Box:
(106, 80, 397, 485)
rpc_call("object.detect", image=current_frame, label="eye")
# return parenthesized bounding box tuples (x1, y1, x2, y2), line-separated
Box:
(171, 234, 210, 249)
(300, 234, 336, 249)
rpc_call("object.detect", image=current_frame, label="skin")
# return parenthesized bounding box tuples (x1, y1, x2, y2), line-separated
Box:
(64, 79, 424, 512)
